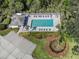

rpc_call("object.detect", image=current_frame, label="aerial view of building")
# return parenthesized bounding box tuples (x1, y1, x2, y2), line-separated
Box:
(0, 0, 79, 59)
(9, 13, 60, 32)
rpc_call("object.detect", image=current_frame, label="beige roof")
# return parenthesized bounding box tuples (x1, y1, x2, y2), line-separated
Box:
(4, 31, 36, 55)
(0, 31, 36, 59)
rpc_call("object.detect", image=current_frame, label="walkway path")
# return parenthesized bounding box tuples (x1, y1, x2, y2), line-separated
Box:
(17, 26, 27, 34)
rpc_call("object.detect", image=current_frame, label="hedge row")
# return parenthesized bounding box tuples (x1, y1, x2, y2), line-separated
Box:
(0, 24, 8, 30)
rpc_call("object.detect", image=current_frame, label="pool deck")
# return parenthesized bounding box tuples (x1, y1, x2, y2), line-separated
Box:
(27, 14, 60, 32)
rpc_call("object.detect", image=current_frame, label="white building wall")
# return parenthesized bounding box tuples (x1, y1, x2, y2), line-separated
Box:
(8, 25, 19, 28)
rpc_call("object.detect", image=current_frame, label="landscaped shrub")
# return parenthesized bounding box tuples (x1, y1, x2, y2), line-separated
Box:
(19, 32, 30, 38)
(0, 24, 8, 30)
(2, 18, 11, 25)
(35, 34, 43, 39)
(72, 45, 79, 55)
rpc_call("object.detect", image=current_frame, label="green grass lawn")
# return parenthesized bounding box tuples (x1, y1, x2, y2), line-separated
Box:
(20, 32, 79, 59)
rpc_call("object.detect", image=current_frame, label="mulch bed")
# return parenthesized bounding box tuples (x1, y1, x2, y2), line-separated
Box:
(45, 35, 69, 57)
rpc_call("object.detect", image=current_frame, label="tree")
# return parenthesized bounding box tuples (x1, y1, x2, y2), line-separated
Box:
(63, 0, 79, 38)
(2, 18, 11, 25)
(14, 2, 24, 12)
(28, 0, 41, 12)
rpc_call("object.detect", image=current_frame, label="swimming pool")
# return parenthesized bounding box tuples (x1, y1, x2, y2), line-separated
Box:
(31, 19, 53, 27)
